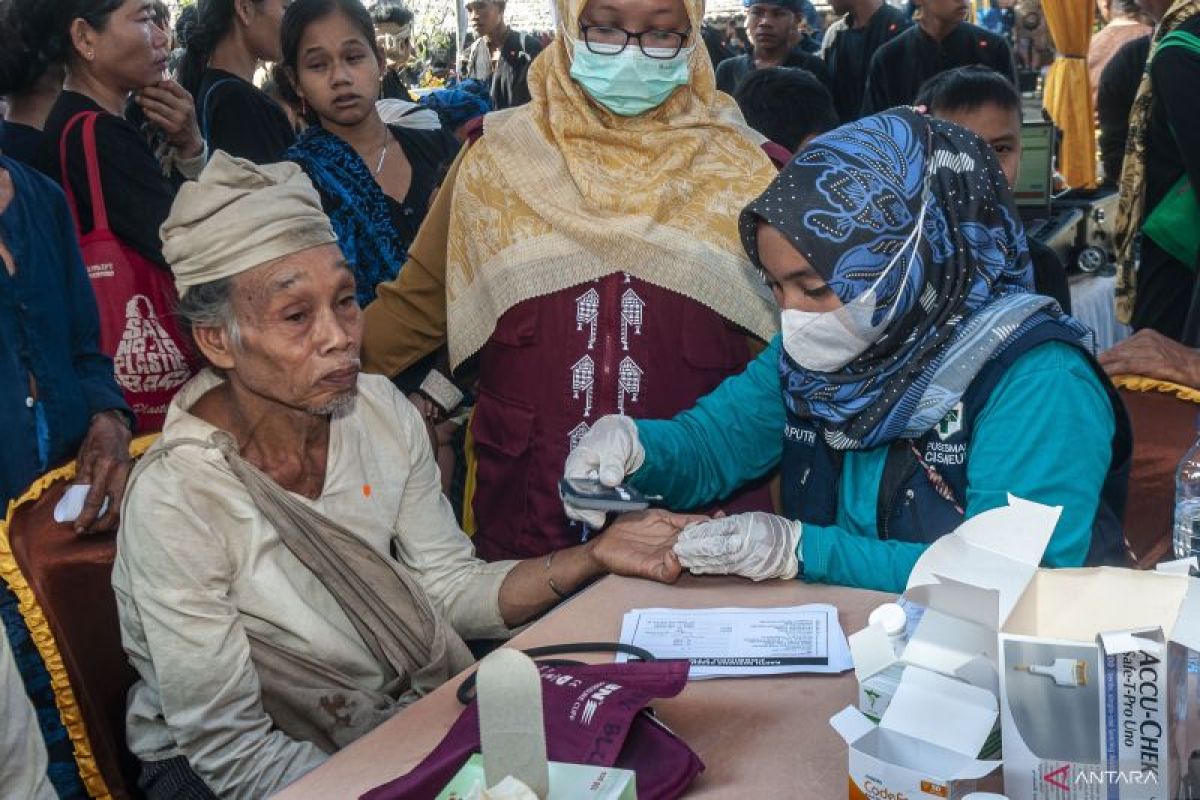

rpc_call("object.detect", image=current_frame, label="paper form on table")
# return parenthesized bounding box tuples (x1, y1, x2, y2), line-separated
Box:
(616, 604, 853, 679)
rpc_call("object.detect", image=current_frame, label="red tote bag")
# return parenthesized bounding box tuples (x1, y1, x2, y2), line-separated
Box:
(59, 111, 197, 433)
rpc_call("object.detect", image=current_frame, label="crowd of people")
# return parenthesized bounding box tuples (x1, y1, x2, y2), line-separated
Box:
(0, 0, 1198, 796)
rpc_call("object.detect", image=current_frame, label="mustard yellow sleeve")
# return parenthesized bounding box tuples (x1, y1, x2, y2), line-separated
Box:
(361, 147, 468, 377)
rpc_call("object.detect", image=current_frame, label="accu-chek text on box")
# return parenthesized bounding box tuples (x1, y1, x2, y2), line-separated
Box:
(834, 495, 1200, 800)
(997, 566, 1200, 800)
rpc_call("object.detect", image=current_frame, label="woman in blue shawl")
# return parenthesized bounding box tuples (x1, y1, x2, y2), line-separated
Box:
(281, 0, 458, 307)
(561, 108, 1131, 592)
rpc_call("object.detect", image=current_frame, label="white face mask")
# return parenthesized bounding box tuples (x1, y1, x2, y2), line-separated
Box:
(780, 197, 929, 373)
(781, 288, 888, 372)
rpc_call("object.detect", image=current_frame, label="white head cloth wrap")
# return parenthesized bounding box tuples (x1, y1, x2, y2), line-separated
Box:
(161, 152, 338, 297)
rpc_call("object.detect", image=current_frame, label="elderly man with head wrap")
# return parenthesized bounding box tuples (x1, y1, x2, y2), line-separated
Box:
(111, 153, 697, 800)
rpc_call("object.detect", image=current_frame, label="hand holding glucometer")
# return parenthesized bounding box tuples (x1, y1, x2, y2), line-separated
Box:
(558, 478, 662, 513)
(560, 415, 649, 527)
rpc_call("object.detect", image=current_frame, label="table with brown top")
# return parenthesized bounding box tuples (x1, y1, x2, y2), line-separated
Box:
(273, 574, 893, 799)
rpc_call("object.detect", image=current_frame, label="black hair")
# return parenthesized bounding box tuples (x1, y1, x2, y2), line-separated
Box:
(177, 0, 267, 97)
(914, 65, 1021, 116)
(733, 67, 839, 153)
(282, 0, 379, 70)
(175, 5, 198, 47)
(150, 1, 169, 30)
(1, 0, 122, 92)
(0, 0, 39, 95)
(281, 0, 379, 124)
(370, 1, 413, 28)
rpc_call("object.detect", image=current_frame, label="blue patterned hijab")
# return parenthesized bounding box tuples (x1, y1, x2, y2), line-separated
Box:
(286, 126, 408, 306)
(739, 108, 1092, 450)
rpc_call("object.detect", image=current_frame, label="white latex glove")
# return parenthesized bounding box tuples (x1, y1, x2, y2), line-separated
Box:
(561, 415, 646, 528)
(673, 512, 801, 581)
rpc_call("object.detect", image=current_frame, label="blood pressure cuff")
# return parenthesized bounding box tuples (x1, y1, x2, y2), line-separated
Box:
(360, 659, 703, 800)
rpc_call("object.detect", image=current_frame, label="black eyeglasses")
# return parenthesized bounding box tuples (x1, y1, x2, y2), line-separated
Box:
(579, 24, 692, 59)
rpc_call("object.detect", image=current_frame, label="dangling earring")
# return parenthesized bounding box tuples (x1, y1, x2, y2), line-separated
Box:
(300, 96, 308, 116)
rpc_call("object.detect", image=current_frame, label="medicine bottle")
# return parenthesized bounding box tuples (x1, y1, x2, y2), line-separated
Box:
(868, 602, 907, 656)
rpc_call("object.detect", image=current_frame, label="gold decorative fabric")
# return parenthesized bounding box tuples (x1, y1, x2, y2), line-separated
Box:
(1112, 374, 1200, 404)
(0, 435, 158, 800)
(440, 0, 781, 368)
(1113, 0, 1200, 324)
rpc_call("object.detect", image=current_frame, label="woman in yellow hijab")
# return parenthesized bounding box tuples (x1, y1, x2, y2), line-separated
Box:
(362, 0, 781, 561)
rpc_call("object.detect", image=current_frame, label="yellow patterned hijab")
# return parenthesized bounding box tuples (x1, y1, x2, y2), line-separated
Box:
(441, 0, 781, 368)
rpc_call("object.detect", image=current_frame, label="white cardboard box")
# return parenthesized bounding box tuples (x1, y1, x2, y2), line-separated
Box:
(841, 494, 1200, 800)
(832, 667, 1000, 800)
(998, 567, 1200, 799)
(847, 497, 1064, 759)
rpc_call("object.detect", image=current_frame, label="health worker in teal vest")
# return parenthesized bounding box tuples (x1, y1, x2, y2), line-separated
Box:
(561, 108, 1131, 593)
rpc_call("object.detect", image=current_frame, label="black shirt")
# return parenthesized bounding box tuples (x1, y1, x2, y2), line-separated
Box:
(37, 90, 179, 268)
(1131, 16, 1200, 342)
(382, 125, 459, 247)
(826, 5, 911, 122)
(714, 48, 834, 95)
(492, 29, 543, 110)
(1028, 237, 1072, 315)
(195, 68, 295, 164)
(1097, 35, 1150, 188)
(380, 68, 417, 103)
(862, 22, 1017, 115)
(0, 120, 42, 165)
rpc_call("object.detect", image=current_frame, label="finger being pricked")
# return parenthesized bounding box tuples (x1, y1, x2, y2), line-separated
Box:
(645, 509, 709, 531)
(653, 549, 684, 583)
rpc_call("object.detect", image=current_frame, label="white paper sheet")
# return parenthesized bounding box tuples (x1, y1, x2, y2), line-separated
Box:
(616, 604, 853, 679)
(53, 484, 108, 523)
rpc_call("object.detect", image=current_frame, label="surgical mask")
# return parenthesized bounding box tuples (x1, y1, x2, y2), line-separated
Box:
(568, 37, 692, 117)
(781, 289, 889, 373)
(781, 197, 929, 373)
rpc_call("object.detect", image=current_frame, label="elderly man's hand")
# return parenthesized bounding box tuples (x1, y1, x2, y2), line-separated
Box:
(73, 411, 132, 535)
(1099, 329, 1200, 389)
(586, 509, 706, 584)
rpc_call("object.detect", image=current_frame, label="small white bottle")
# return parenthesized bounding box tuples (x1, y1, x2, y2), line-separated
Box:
(868, 603, 908, 657)
(858, 603, 910, 722)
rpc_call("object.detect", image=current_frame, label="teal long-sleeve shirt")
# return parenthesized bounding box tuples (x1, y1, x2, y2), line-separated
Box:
(630, 335, 1115, 593)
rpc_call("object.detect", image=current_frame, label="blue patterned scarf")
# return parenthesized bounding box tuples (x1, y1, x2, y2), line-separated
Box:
(286, 126, 408, 306)
(420, 79, 492, 131)
(739, 109, 1093, 450)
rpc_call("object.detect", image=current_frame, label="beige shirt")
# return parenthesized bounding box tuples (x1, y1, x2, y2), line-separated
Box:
(1088, 18, 1152, 106)
(1, 634, 55, 800)
(112, 371, 517, 799)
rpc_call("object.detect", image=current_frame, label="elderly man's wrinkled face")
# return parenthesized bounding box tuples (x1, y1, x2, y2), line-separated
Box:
(220, 244, 362, 415)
